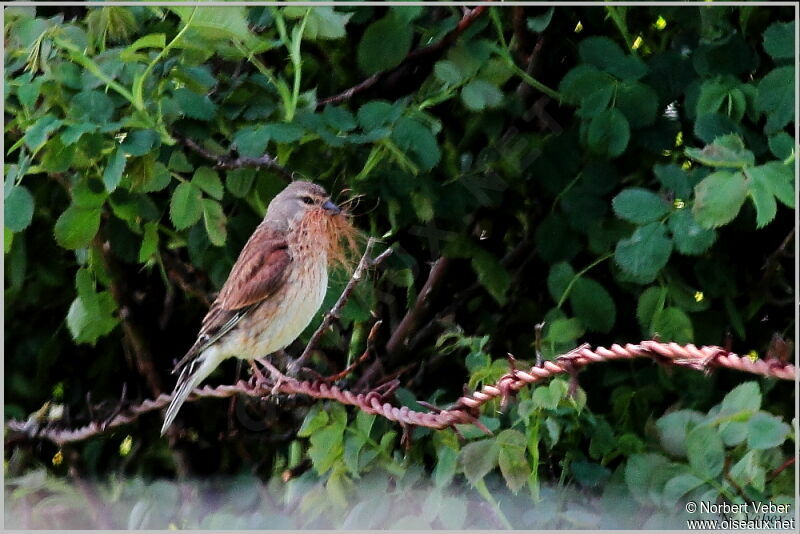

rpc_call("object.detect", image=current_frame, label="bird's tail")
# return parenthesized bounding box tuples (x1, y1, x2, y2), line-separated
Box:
(161, 348, 222, 436)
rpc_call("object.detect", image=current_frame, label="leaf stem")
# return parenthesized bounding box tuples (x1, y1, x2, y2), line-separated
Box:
(557, 253, 613, 309)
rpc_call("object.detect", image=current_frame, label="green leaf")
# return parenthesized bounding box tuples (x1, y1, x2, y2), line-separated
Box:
(547, 262, 574, 302)
(545, 318, 584, 344)
(587, 108, 630, 157)
(461, 80, 504, 111)
(357, 13, 413, 75)
(663, 473, 705, 505)
(720, 381, 761, 415)
(612, 188, 669, 224)
(747, 162, 795, 209)
(651, 307, 693, 343)
(755, 66, 794, 133)
(636, 286, 667, 330)
(40, 137, 76, 173)
(526, 8, 554, 32)
(470, 250, 511, 305)
(72, 179, 107, 209)
(202, 198, 227, 247)
(747, 412, 791, 450)
(120, 33, 165, 61)
(297, 404, 329, 437)
(685, 425, 724, 479)
(615, 81, 659, 128)
(4, 185, 34, 232)
(391, 117, 440, 171)
(578, 36, 647, 80)
(308, 424, 345, 475)
(459, 438, 498, 485)
(298, 7, 352, 41)
(656, 410, 704, 457)
(4, 228, 12, 254)
(174, 88, 217, 121)
(67, 291, 118, 345)
(225, 168, 255, 198)
(168, 151, 193, 172)
(614, 222, 673, 282)
(434, 60, 463, 86)
(138, 221, 159, 262)
(54, 205, 101, 249)
(624, 453, 671, 505)
(767, 132, 795, 160)
(667, 209, 717, 255)
(357, 101, 399, 131)
(654, 164, 691, 199)
(171, 6, 253, 43)
(169, 182, 203, 230)
(692, 170, 748, 228)
(70, 90, 115, 124)
(748, 175, 777, 228)
(232, 126, 269, 158)
(685, 134, 755, 168)
(763, 21, 794, 60)
(192, 167, 224, 200)
(570, 278, 615, 333)
(121, 129, 159, 156)
(102, 148, 126, 192)
(24, 114, 62, 150)
(496, 430, 529, 493)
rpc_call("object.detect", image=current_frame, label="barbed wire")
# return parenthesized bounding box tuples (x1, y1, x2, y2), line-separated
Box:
(6, 339, 794, 446)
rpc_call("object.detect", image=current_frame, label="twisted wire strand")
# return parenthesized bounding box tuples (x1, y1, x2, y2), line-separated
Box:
(6, 341, 794, 445)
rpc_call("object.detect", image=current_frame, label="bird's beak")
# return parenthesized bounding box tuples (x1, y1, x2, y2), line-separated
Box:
(322, 199, 341, 215)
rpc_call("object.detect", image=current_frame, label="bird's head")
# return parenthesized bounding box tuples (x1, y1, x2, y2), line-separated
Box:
(266, 180, 359, 270)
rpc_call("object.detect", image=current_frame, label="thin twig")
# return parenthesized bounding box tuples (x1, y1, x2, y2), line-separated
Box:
(177, 135, 293, 180)
(291, 238, 391, 372)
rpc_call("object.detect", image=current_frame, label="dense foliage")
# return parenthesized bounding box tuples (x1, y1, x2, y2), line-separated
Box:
(4, 4, 796, 529)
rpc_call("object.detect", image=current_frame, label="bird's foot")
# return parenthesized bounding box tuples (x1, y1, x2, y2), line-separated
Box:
(254, 357, 291, 395)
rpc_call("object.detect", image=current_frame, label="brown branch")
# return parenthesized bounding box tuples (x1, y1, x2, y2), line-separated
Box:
(316, 5, 490, 108)
(6, 341, 794, 446)
(177, 135, 293, 181)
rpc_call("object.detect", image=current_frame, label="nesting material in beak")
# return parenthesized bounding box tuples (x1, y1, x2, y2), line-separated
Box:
(322, 200, 341, 215)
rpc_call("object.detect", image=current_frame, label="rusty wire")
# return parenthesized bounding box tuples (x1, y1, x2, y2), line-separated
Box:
(6, 340, 794, 446)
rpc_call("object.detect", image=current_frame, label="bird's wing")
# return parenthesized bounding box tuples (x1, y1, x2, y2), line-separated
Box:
(172, 224, 291, 373)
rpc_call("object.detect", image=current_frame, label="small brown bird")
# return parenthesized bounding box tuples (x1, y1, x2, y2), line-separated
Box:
(161, 181, 357, 435)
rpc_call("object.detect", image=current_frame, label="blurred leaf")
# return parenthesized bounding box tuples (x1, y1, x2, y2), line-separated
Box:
(651, 307, 693, 343)
(102, 148, 126, 192)
(763, 21, 794, 60)
(459, 438, 498, 485)
(357, 12, 412, 75)
(686, 425, 724, 479)
(4, 185, 34, 232)
(496, 429, 529, 492)
(755, 66, 794, 133)
(174, 88, 217, 121)
(587, 108, 630, 157)
(54, 205, 101, 249)
(570, 277, 615, 333)
(202, 199, 227, 246)
(192, 167, 224, 200)
(685, 134, 755, 168)
(461, 80, 503, 111)
(527, 8, 554, 32)
(747, 412, 791, 450)
(667, 209, 717, 255)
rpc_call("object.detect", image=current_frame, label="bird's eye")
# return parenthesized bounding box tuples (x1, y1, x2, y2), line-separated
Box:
(300, 196, 314, 205)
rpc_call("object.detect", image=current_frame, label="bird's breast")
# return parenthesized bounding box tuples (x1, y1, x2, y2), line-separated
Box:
(222, 248, 328, 359)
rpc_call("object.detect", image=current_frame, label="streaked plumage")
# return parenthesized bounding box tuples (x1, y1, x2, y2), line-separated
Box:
(161, 181, 354, 435)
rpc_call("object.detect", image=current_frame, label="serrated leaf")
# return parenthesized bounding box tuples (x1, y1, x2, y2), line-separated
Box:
(54, 205, 101, 249)
(763, 21, 794, 60)
(545, 317, 584, 344)
(174, 88, 216, 121)
(578, 36, 647, 80)
(24, 114, 62, 150)
(614, 222, 673, 282)
(496, 430, 529, 493)
(225, 168, 255, 198)
(692, 170, 748, 228)
(459, 439, 498, 485)
(755, 66, 794, 133)
(547, 262, 574, 302)
(747, 412, 791, 450)
(138, 221, 159, 262)
(120, 129, 159, 156)
(570, 277, 615, 333)
(587, 108, 630, 157)
(168, 151, 193, 172)
(192, 167, 224, 200)
(636, 286, 667, 330)
(685, 134, 755, 168)
(202, 198, 227, 246)
(169, 182, 203, 230)
(747, 161, 795, 209)
(651, 307, 693, 343)
(612, 188, 670, 224)
(357, 13, 412, 75)
(4, 185, 34, 232)
(667, 209, 717, 255)
(102, 148, 126, 192)
(391, 117, 440, 171)
(686, 425, 724, 479)
(748, 175, 777, 228)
